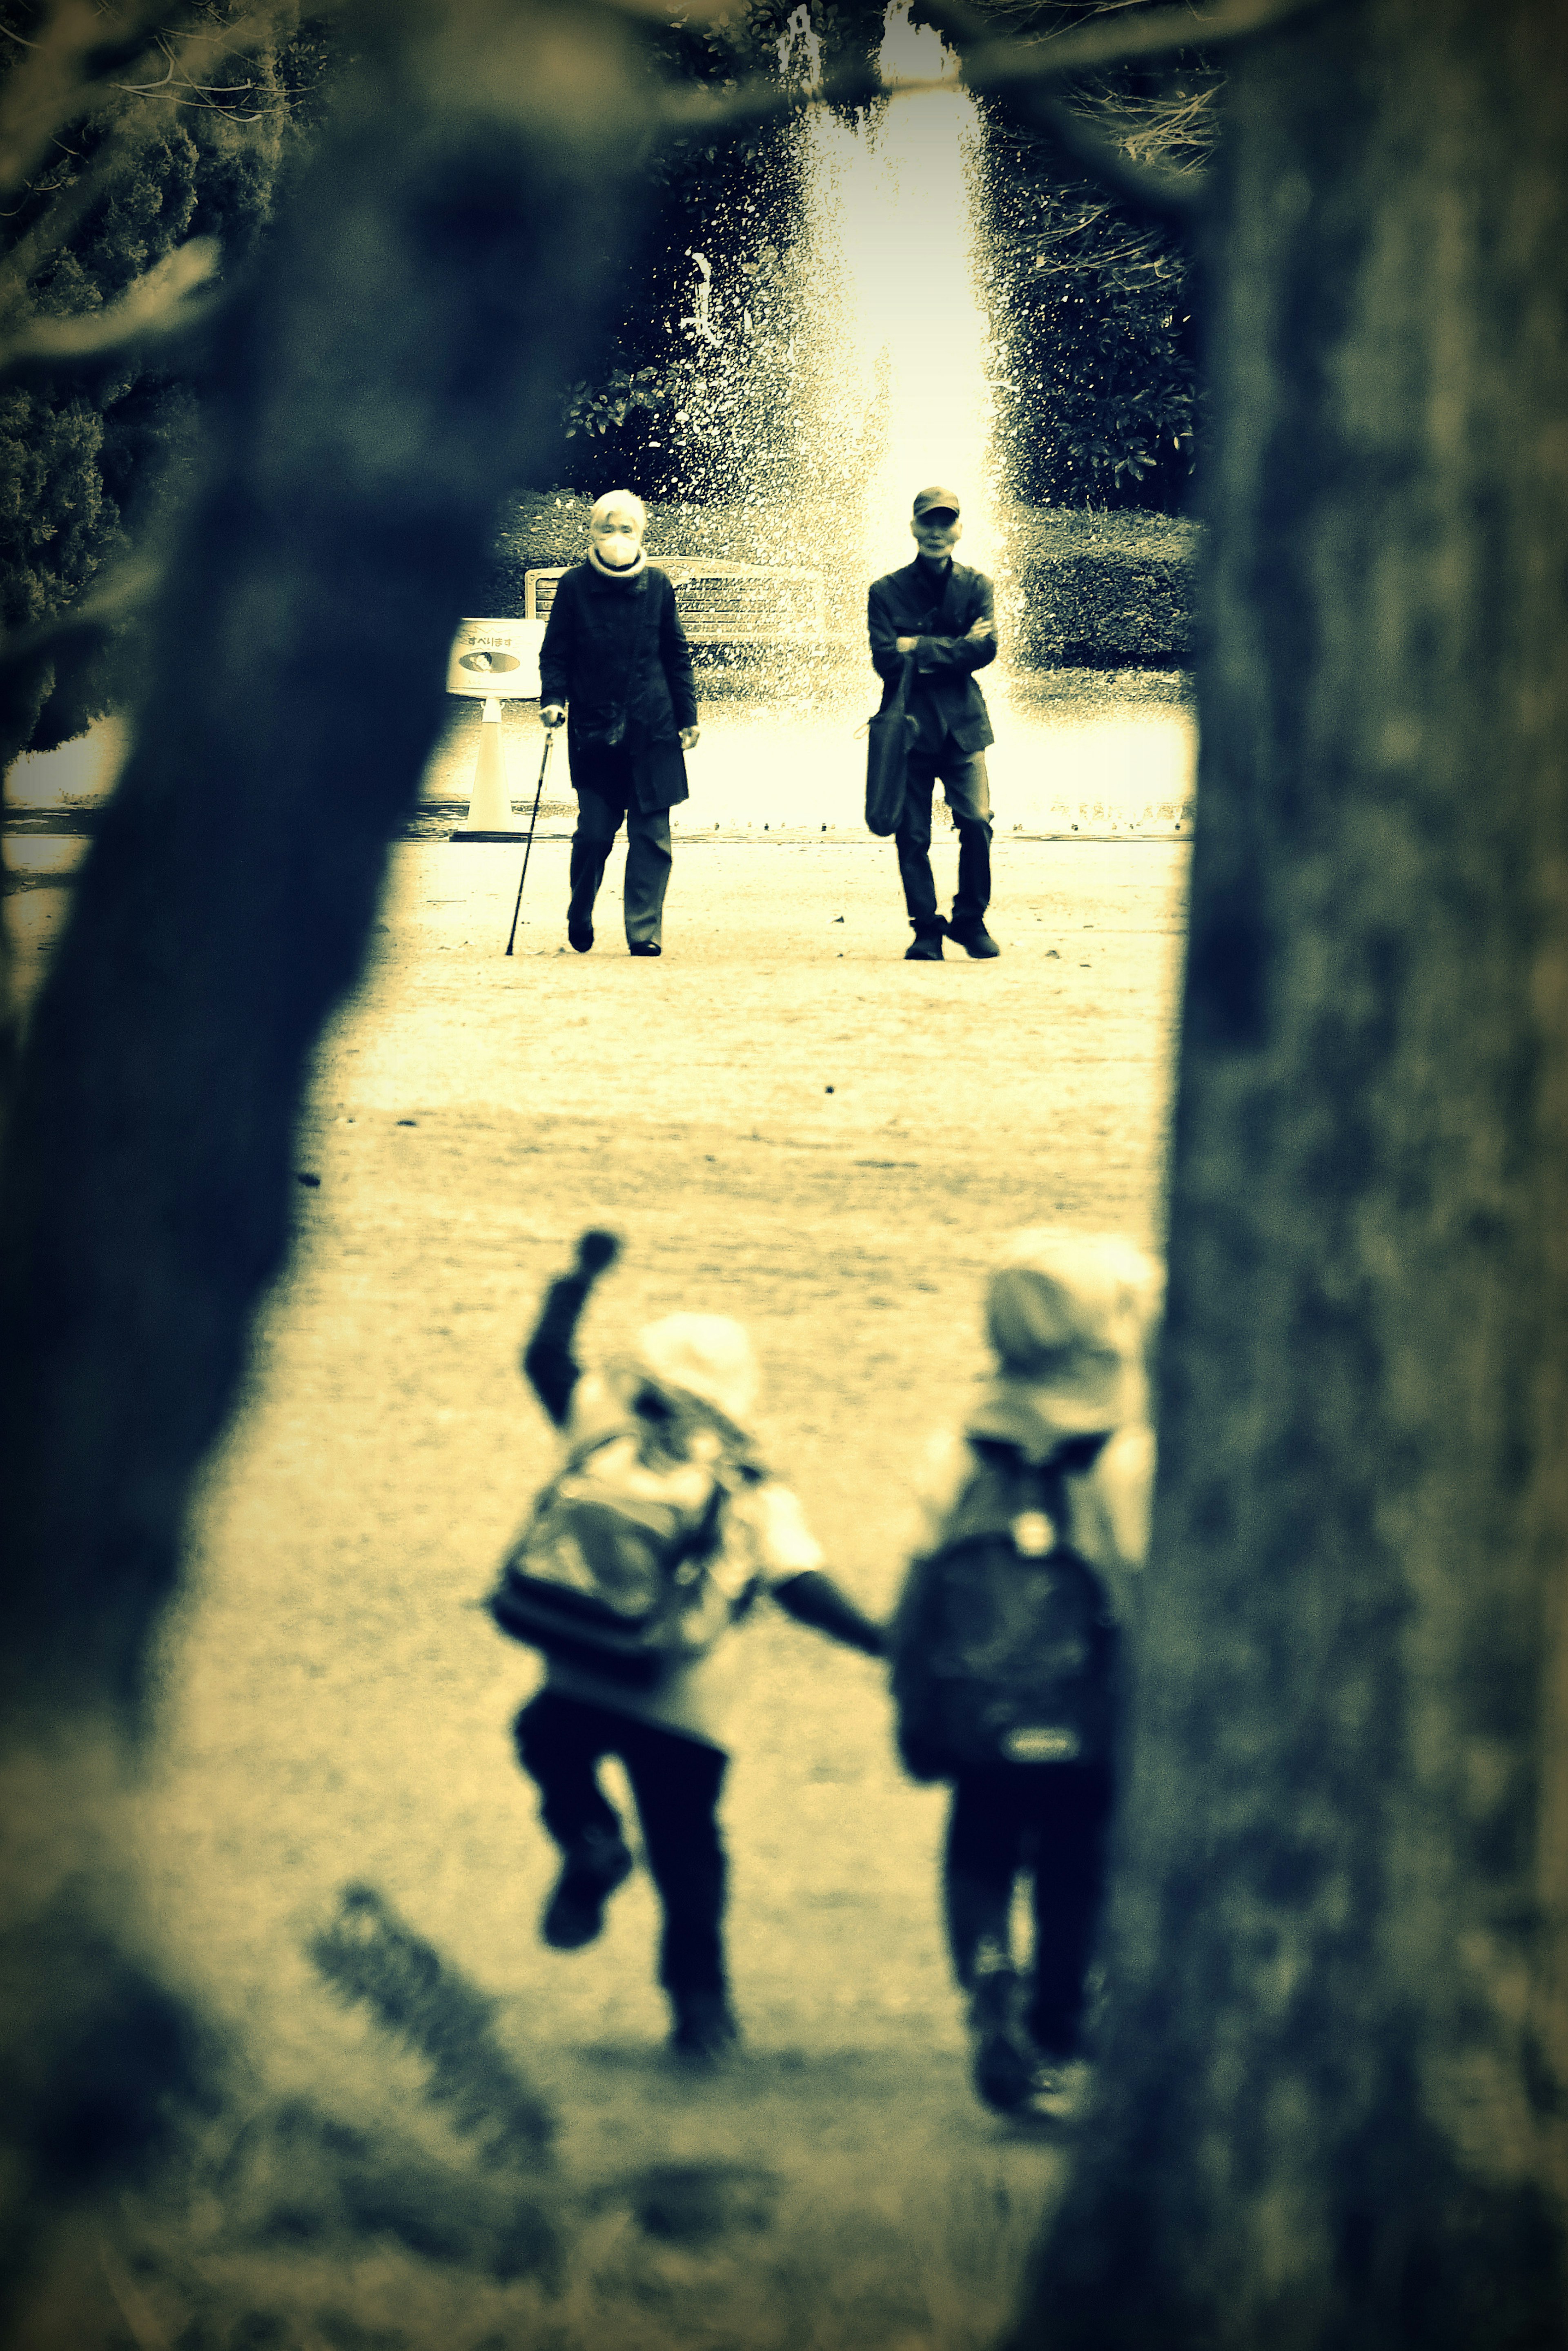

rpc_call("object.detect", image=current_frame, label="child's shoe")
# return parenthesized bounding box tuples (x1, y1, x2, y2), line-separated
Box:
(967, 1939, 1037, 2114)
(1017, 2054, 1094, 2128)
(540, 1828, 633, 1950)
(668, 1989, 740, 2064)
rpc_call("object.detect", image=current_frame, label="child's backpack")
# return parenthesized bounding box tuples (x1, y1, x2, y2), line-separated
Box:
(889, 1435, 1120, 1781)
(488, 1412, 755, 1688)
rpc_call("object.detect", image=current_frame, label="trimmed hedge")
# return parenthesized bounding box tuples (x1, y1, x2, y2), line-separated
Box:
(480, 492, 1200, 669)
(1001, 506, 1199, 668)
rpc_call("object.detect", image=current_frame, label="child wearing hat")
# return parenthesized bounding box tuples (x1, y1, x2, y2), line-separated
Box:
(508, 1230, 886, 2061)
(890, 1228, 1160, 2120)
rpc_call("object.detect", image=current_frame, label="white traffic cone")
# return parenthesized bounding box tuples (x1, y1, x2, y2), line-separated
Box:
(451, 697, 522, 839)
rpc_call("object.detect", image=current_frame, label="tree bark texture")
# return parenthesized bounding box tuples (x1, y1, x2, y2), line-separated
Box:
(0, 0, 637, 1728)
(1017, 2, 1568, 2346)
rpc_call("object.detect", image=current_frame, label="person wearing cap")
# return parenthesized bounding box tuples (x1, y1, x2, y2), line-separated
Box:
(867, 487, 1000, 961)
(893, 1228, 1160, 2119)
(538, 491, 699, 958)
(507, 1229, 886, 2061)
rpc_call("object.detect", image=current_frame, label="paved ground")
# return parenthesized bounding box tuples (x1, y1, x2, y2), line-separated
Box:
(7, 769, 1189, 2346)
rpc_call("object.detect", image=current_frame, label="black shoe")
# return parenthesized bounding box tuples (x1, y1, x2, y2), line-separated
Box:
(967, 1943, 1036, 2113)
(668, 1989, 740, 2063)
(905, 929, 944, 962)
(628, 940, 662, 958)
(949, 921, 1000, 959)
(540, 1830, 633, 1950)
(568, 920, 593, 954)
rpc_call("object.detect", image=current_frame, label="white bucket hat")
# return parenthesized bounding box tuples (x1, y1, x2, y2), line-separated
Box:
(630, 1313, 760, 1429)
(969, 1228, 1162, 1450)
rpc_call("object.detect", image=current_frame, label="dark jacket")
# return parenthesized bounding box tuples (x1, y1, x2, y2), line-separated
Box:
(538, 560, 697, 812)
(867, 556, 996, 755)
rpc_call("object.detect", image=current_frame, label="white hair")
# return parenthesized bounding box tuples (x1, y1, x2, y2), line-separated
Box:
(590, 489, 647, 530)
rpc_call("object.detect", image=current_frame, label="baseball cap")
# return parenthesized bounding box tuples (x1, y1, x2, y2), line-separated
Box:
(912, 486, 961, 520)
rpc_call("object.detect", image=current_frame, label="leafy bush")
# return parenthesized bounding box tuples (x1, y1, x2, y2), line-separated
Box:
(1001, 504, 1199, 665)
(988, 233, 1196, 509)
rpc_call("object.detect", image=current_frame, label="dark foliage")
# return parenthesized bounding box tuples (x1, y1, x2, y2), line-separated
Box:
(966, 0, 1213, 511)
(545, 2, 809, 502)
(983, 170, 1198, 511)
(0, 7, 339, 760)
(563, 0, 1207, 514)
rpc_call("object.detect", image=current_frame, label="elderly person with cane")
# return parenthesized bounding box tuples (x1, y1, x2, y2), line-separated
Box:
(539, 491, 699, 958)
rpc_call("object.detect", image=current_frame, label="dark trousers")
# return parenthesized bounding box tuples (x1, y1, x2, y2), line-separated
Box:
(895, 747, 993, 934)
(514, 1690, 728, 1995)
(567, 746, 672, 948)
(944, 1762, 1114, 2059)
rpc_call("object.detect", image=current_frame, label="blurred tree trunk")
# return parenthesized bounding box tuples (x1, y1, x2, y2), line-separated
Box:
(0, 0, 640, 2302)
(1014, 2, 1568, 2345)
(0, 0, 635, 1720)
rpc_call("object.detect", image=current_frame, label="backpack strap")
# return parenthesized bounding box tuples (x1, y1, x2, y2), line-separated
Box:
(671, 1473, 726, 1569)
(960, 1431, 1113, 1548)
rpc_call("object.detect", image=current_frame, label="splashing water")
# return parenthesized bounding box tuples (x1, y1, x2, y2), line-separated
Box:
(793, 8, 998, 584)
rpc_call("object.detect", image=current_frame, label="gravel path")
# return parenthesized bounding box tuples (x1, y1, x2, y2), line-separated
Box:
(15, 819, 1188, 2344)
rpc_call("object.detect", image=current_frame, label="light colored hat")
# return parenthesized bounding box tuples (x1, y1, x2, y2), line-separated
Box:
(632, 1313, 759, 1428)
(969, 1228, 1162, 1449)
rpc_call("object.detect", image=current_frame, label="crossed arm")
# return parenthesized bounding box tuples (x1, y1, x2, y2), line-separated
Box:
(867, 577, 998, 682)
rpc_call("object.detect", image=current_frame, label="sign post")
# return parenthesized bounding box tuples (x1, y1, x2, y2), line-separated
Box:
(445, 617, 546, 841)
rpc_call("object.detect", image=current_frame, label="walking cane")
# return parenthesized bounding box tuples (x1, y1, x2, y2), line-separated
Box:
(505, 729, 556, 956)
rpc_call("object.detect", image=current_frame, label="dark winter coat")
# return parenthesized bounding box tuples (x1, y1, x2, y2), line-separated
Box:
(867, 557, 997, 755)
(538, 561, 697, 813)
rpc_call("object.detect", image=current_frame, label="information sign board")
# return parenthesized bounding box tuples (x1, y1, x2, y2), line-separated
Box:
(445, 616, 544, 699)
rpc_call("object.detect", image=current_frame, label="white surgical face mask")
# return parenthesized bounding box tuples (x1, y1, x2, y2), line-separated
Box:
(592, 521, 642, 567)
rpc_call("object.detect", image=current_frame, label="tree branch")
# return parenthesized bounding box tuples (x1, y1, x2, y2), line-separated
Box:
(0, 235, 219, 374)
(650, 0, 1316, 151)
(0, 0, 167, 198)
(1009, 91, 1202, 221)
(0, 560, 160, 673)
(0, 0, 321, 202)
(956, 0, 1323, 85)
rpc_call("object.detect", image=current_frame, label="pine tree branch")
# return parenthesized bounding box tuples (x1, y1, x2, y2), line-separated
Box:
(0, 0, 316, 201)
(0, 235, 219, 375)
(0, 560, 159, 675)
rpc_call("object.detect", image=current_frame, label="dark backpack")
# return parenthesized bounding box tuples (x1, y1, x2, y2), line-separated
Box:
(889, 1435, 1120, 1781)
(488, 1416, 752, 1689)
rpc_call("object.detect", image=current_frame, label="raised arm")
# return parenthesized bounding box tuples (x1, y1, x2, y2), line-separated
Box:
(521, 1227, 620, 1427)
